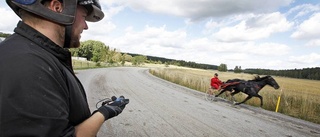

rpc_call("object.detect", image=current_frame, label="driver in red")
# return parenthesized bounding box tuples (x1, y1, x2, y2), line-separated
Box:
(211, 73, 223, 90)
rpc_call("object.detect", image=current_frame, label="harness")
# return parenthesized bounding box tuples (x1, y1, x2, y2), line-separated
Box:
(221, 82, 240, 89)
(242, 82, 261, 94)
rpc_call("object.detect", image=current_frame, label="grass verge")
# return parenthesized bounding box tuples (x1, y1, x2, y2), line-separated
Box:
(149, 68, 320, 124)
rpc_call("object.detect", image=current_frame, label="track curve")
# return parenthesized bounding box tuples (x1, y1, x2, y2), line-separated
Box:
(76, 67, 320, 137)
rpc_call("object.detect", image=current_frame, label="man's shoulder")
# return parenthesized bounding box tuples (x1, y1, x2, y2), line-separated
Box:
(0, 37, 61, 73)
(1, 34, 52, 58)
(0, 33, 31, 51)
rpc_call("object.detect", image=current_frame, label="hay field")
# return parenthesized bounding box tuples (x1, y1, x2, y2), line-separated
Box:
(149, 67, 320, 124)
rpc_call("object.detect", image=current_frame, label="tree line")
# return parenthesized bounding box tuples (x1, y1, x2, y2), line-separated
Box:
(244, 68, 320, 80)
(126, 53, 218, 69)
(0, 32, 10, 38)
(127, 53, 320, 80)
(70, 40, 147, 66)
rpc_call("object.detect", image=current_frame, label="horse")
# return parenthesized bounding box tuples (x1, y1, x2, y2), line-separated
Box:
(215, 75, 280, 107)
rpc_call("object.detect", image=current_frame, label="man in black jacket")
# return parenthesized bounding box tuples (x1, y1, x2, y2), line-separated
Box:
(0, 0, 128, 136)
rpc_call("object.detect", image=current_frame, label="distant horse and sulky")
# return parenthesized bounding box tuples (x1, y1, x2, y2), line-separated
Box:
(215, 75, 280, 107)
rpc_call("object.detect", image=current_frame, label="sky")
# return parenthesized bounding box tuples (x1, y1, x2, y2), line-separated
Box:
(1, 0, 320, 70)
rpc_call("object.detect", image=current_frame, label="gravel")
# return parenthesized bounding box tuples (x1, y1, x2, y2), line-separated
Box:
(76, 67, 320, 137)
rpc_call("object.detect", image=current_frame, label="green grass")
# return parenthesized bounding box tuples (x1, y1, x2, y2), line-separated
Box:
(72, 60, 122, 69)
(149, 68, 320, 124)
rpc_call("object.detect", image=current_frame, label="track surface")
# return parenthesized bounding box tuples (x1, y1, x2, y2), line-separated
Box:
(76, 67, 320, 137)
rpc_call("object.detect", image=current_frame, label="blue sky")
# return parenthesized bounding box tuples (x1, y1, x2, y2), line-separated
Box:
(1, 0, 320, 70)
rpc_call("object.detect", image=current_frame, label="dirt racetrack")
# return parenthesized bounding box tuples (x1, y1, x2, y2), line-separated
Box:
(76, 67, 320, 137)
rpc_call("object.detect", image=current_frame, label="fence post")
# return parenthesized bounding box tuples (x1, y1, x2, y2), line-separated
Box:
(275, 89, 282, 112)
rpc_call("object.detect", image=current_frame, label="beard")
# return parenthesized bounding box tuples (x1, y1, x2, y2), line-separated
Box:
(69, 29, 81, 48)
(69, 35, 80, 48)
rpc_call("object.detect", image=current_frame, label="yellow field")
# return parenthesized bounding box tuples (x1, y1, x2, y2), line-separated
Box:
(149, 67, 320, 124)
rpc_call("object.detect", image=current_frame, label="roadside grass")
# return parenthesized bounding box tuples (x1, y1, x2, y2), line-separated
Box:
(72, 60, 98, 69)
(72, 59, 128, 70)
(149, 67, 320, 124)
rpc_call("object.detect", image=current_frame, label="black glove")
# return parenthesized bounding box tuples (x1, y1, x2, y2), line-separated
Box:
(98, 96, 129, 121)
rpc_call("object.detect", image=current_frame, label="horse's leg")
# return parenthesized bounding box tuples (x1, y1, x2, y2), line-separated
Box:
(230, 90, 240, 104)
(235, 96, 252, 105)
(215, 89, 226, 97)
(225, 90, 231, 97)
(257, 95, 263, 107)
(231, 95, 236, 104)
(230, 90, 240, 96)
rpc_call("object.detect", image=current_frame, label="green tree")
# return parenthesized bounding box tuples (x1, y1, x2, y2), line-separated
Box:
(112, 52, 122, 63)
(123, 54, 133, 62)
(234, 66, 242, 73)
(70, 40, 107, 63)
(165, 62, 169, 67)
(106, 48, 117, 64)
(0, 32, 11, 38)
(91, 42, 107, 63)
(120, 54, 126, 66)
(132, 55, 147, 66)
(218, 63, 228, 72)
(75, 42, 93, 60)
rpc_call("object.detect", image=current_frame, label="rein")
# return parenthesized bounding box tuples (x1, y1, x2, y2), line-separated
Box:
(221, 82, 240, 89)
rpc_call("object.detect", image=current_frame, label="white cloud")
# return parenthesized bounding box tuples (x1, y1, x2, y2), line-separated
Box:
(0, 7, 20, 33)
(291, 13, 320, 40)
(306, 39, 320, 47)
(213, 12, 293, 42)
(101, 4, 124, 20)
(248, 43, 290, 56)
(185, 39, 290, 56)
(286, 4, 320, 19)
(112, 0, 293, 21)
(103, 21, 292, 69)
(289, 53, 320, 64)
(82, 21, 116, 41)
(1, 1, 318, 70)
(205, 20, 219, 29)
(204, 14, 246, 29)
(81, 3, 124, 41)
(107, 25, 187, 56)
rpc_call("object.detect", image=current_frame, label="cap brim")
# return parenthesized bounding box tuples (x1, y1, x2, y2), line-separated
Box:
(86, 5, 104, 22)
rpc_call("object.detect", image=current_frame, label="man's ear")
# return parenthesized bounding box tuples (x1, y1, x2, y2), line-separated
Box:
(48, 0, 63, 13)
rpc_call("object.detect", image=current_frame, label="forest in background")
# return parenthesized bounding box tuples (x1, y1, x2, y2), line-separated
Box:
(126, 53, 218, 70)
(127, 53, 320, 80)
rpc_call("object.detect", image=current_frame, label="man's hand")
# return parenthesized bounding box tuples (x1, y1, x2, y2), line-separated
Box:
(97, 96, 129, 121)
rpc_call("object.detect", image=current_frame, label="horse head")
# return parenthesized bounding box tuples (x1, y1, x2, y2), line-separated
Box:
(265, 76, 280, 89)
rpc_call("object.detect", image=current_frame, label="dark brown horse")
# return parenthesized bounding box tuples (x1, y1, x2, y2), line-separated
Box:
(215, 75, 280, 107)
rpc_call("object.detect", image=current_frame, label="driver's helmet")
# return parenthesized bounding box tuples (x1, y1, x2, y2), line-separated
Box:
(6, 0, 104, 25)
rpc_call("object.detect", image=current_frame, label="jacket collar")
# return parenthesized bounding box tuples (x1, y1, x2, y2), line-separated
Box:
(14, 21, 73, 71)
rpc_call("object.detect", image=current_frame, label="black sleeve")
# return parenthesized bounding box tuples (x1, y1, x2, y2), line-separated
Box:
(0, 53, 75, 136)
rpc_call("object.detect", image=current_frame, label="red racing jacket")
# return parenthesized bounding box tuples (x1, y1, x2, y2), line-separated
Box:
(211, 77, 223, 89)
